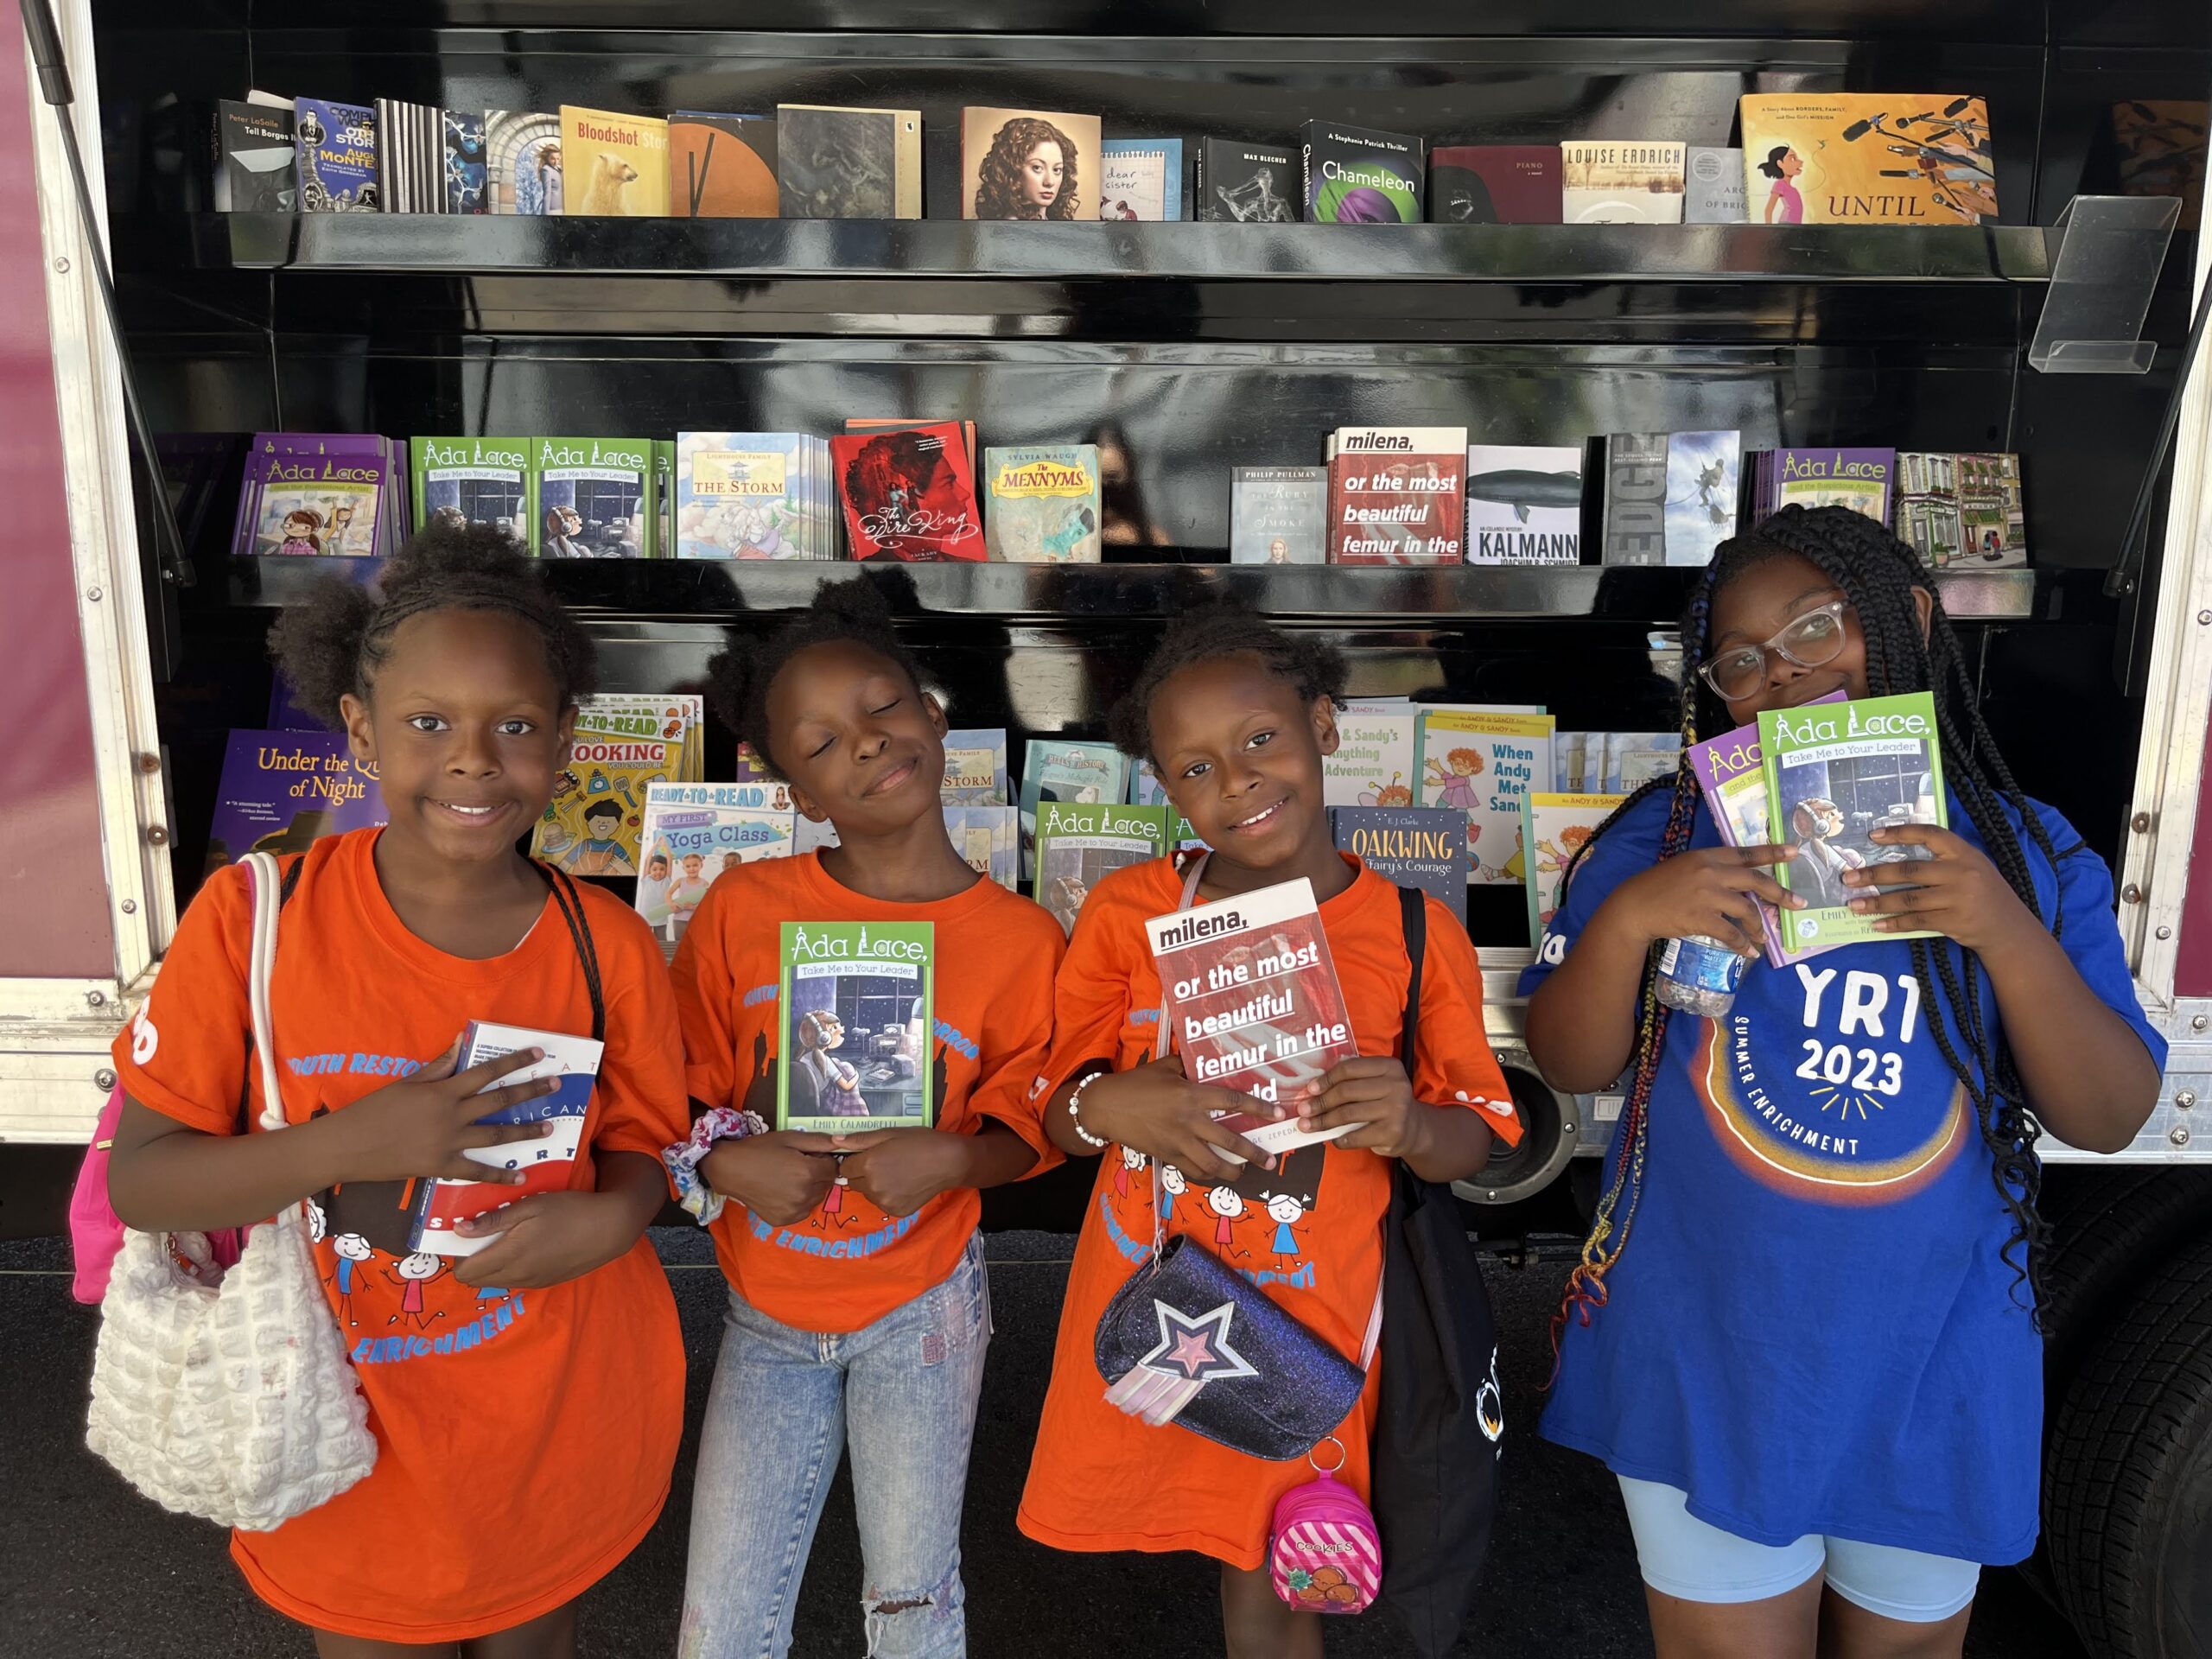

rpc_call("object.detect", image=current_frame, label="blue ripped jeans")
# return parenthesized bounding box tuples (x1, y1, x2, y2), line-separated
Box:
(678, 1234, 991, 1659)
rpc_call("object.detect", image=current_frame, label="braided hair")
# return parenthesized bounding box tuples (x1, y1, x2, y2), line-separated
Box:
(1557, 504, 2063, 1356)
(267, 519, 596, 728)
(1109, 601, 1348, 765)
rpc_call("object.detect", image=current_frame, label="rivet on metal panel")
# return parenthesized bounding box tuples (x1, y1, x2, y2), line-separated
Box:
(2123, 884, 2145, 904)
(2200, 610, 2212, 626)
(2133, 813, 2152, 833)
(93, 1069, 115, 1092)
(2172, 1126, 2192, 1147)
(120, 899, 136, 915)
(2196, 1014, 2209, 1033)
(86, 587, 101, 602)
(53, 256, 67, 274)
(84, 989, 105, 1007)
(2158, 925, 2174, 939)
(2177, 1090, 2197, 1109)
(137, 753, 161, 774)
(145, 825, 169, 847)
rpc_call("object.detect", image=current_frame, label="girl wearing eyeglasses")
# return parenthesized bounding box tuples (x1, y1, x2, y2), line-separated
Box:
(1519, 505, 2163, 1658)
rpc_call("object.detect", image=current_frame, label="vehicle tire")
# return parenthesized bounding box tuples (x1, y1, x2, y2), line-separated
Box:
(2039, 1167, 2212, 1383)
(2042, 1229, 2212, 1657)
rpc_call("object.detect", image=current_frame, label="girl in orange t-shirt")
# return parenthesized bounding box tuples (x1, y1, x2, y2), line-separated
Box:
(106, 527, 687, 1658)
(1014, 607, 1522, 1659)
(669, 576, 1062, 1659)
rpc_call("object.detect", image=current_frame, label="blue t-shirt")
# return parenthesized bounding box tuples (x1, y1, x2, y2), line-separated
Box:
(1518, 789, 2165, 1563)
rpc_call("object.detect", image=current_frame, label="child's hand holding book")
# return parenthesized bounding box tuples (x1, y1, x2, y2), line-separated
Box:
(701, 1131, 846, 1226)
(1077, 1056, 1274, 1185)
(326, 1040, 562, 1185)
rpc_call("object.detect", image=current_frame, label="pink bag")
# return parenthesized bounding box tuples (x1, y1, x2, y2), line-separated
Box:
(67, 1082, 131, 1304)
(1268, 1438, 1383, 1616)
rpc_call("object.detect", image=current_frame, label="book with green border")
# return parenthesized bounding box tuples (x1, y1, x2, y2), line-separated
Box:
(531, 436, 656, 557)
(1033, 801, 1169, 937)
(777, 920, 936, 1134)
(410, 435, 530, 541)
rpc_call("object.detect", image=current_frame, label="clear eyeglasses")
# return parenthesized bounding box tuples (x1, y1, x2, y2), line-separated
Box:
(1696, 599, 1850, 702)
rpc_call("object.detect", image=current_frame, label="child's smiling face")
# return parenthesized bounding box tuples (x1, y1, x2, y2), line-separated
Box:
(768, 639, 947, 840)
(1149, 653, 1338, 877)
(1707, 552, 1895, 723)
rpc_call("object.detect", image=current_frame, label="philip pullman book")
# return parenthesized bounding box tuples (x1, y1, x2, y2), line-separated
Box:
(1738, 94, 1996, 224)
(778, 103, 923, 219)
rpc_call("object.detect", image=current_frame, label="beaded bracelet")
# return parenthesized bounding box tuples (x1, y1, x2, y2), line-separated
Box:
(1067, 1070, 1110, 1151)
(661, 1107, 770, 1226)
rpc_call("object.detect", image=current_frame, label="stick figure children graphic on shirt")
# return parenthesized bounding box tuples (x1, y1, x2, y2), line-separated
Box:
(1205, 1185, 1249, 1258)
(329, 1232, 372, 1326)
(1159, 1162, 1187, 1224)
(385, 1251, 448, 1329)
(1116, 1141, 1147, 1199)
(1261, 1190, 1311, 1271)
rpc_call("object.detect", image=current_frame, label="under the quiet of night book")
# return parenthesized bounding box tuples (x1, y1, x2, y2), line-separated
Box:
(207, 729, 386, 870)
(777, 922, 937, 1135)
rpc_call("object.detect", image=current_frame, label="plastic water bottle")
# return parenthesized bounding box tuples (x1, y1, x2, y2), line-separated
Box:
(1655, 934, 1747, 1016)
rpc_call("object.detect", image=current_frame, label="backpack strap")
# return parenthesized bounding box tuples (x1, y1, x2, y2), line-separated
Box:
(533, 861, 607, 1044)
(1397, 884, 1426, 1072)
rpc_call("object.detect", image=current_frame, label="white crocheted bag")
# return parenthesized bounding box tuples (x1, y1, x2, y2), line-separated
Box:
(86, 851, 376, 1531)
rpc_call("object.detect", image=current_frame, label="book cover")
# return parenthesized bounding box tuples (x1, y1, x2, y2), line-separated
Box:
(1560, 140, 1686, 223)
(1756, 447, 1897, 526)
(2111, 99, 2206, 231)
(1523, 792, 1624, 944)
(1300, 121, 1424, 224)
(942, 728, 1010, 804)
(558, 106, 669, 218)
(206, 729, 385, 869)
(961, 107, 1103, 220)
(844, 417, 978, 474)
(1684, 144, 1745, 224)
(295, 99, 378, 213)
(778, 104, 922, 219)
(1687, 695, 1847, 966)
(533, 437, 653, 558)
(1322, 708, 1419, 809)
(676, 432, 835, 561)
(442, 111, 488, 213)
(1605, 732, 1683, 792)
(1414, 707, 1556, 887)
(1332, 806, 1466, 918)
(1893, 452, 2026, 568)
(486, 111, 563, 214)
(1325, 426, 1468, 565)
(1195, 137, 1300, 223)
(1600, 431, 1739, 566)
(410, 1022, 604, 1255)
(833, 423, 988, 562)
(1554, 731, 1598, 791)
(1129, 758, 1169, 809)
(213, 100, 296, 213)
(945, 803, 1019, 889)
(1229, 466, 1327, 564)
(1036, 802, 1170, 936)
(668, 111, 779, 218)
(1760, 692, 1948, 953)
(1020, 736, 1130, 876)
(1464, 443, 1583, 565)
(654, 440, 675, 560)
(1098, 137, 1183, 221)
(529, 719, 682, 875)
(635, 784, 798, 939)
(983, 444, 1101, 563)
(248, 446, 385, 557)
(411, 435, 530, 540)
(373, 98, 443, 213)
(1427, 144, 1561, 224)
(778, 922, 936, 1133)
(567, 692, 702, 784)
(1740, 94, 1996, 225)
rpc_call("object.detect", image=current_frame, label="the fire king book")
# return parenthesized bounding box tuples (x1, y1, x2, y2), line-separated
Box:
(1146, 877, 1360, 1155)
(1325, 424, 1468, 564)
(409, 1022, 604, 1256)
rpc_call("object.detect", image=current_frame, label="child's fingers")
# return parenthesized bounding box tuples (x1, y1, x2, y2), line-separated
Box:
(415, 1038, 466, 1083)
(1849, 885, 1943, 918)
(827, 1129, 898, 1154)
(778, 1131, 851, 1155)
(461, 1077, 564, 1122)
(1191, 1122, 1270, 1179)
(1726, 869, 1802, 909)
(1295, 1101, 1374, 1136)
(1868, 823, 1959, 855)
(450, 1050, 549, 1096)
(1318, 1055, 1402, 1090)
(454, 1195, 544, 1236)
(1732, 843, 1797, 868)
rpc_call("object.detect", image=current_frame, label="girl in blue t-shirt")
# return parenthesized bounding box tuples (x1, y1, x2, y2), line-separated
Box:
(1522, 505, 2164, 1656)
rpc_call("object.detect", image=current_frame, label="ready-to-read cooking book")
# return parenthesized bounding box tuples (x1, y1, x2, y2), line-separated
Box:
(1739, 94, 1996, 225)
(1034, 801, 1169, 936)
(1465, 443, 1583, 565)
(1523, 791, 1624, 944)
(529, 696, 703, 876)
(777, 922, 936, 1134)
(1688, 693, 1847, 967)
(1414, 707, 1556, 887)
(1146, 876, 1359, 1153)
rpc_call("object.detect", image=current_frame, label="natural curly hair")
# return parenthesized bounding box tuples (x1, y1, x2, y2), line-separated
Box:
(266, 518, 597, 729)
(1109, 602, 1348, 766)
(973, 116, 1082, 220)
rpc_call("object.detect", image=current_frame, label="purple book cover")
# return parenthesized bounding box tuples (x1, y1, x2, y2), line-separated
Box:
(1687, 692, 1847, 966)
(1755, 448, 1897, 527)
(206, 728, 386, 869)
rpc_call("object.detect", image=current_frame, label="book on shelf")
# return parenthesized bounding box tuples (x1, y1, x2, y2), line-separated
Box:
(1129, 758, 1169, 809)
(1321, 707, 1419, 809)
(1427, 144, 1561, 224)
(1604, 732, 1684, 792)
(1683, 145, 1746, 224)
(1465, 444, 1584, 565)
(777, 922, 937, 1134)
(675, 432, 836, 560)
(2110, 99, 2205, 232)
(1597, 430, 1741, 567)
(983, 445, 1103, 563)
(653, 441, 675, 559)
(1746, 447, 1897, 526)
(410, 436, 529, 542)
(1036, 802, 1169, 937)
(206, 729, 385, 872)
(1560, 141, 1687, 224)
(1739, 94, 1996, 225)
(1686, 693, 1847, 967)
(1098, 137, 1184, 221)
(212, 100, 296, 213)
(1195, 137, 1301, 223)
(1325, 425, 1468, 565)
(1523, 792, 1624, 944)
(234, 433, 402, 559)
(1229, 466, 1328, 564)
(442, 111, 488, 214)
(294, 98, 378, 213)
(668, 111, 779, 218)
(961, 107, 1103, 220)
(1553, 731, 1598, 791)
(559, 106, 669, 218)
(843, 417, 978, 473)
(1414, 707, 1556, 887)
(1761, 691, 1948, 953)
(1300, 121, 1425, 224)
(833, 423, 988, 562)
(1019, 736, 1130, 878)
(529, 696, 702, 876)
(777, 104, 923, 219)
(486, 111, 563, 214)
(373, 98, 444, 214)
(1893, 452, 2027, 568)
(635, 784, 798, 945)
(532, 438, 655, 558)
(945, 803, 1020, 889)
(941, 728, 1010, 805)
(1332, 805, 1467, 919)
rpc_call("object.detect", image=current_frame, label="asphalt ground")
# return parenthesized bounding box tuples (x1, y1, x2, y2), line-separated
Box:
(1, 1230, 2080, 1659)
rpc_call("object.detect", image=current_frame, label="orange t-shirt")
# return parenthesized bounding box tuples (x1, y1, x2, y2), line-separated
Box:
(671, 851, 1064, 1333)
(111, 830, 687, 1643)
(1014, 853, 1518, 1568)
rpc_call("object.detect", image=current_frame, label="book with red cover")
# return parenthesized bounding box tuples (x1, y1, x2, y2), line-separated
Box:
(1428, 144, 1563, 223)
(1325, 425, 1468, 565)
(1145, 876, 1359, 1155)
(842, 416, 979, 474)
(830, 422, 989, 562)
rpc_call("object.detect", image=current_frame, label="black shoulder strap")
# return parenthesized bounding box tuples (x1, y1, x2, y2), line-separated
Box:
(278, 851, 304, 905)
(534, 861, 607, 1043)
(1397, 885, 1427, 1071)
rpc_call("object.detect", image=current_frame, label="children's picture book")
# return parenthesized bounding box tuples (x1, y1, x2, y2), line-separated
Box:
(944, 803, 1020, 889)
(1684, 144, 1746, 223)
(1686, 694, 1847, 966)
(1019, 736, 1130, 878)
(411, 435, 530, 541)
(1553, 731, 1599, 791)
(486, 111, 563, 213)
(983, 444, 1102, 563)
(558, 106, 669, 218)
(833, 423, 988, 562)
(668, 111, 779, 217)
(1300, 121, 1425, 223)
(1332, 806, 1467, 918)
(1145, 876, 1359, 1152)
(1599, 430, 1740, 567)
(530, 696, 699, 875)
(777, 104, 923, 219)
(1893, 452, 2027, 569)
(1414, 707, 1556, 887)
(634, 784, 798, 941)
(1523, 792, 1625, 944)
(1560, 141, 1687, 223)
(1321, 707, 1419, 809)
(1748, 447, 1896, 525)
(1195, 137, 1300, 223)
(778, 922, 936, 1133)
(373, 98, 444, 214)
(1098, 137, 1183, 221)
(1129, 758, 1169, 809)
(676, 431, 836, 561)
(294, 98, 378, 213)
(213, 100, 296, 213)
(533, 437, 653, 558)
(241, 435, 389, 558)
(410, 1022, 604, 1256)
(1605, 732, 1683, 792)
(961, 107, 1103, 220)
(442, 111, 487, 213)
(1035, 802, 1169, 936)
(1325, 425, 1468, 565)
(1760, 692, 1947, 953)
(1229, 466, 1328, 563)
(1740, 94, 1995, 225)
(1427, 144, 1561, 224)
(206, 729, 385, 870)
(1464, 443, 1583, 565)
(941, 728, 1010, 804)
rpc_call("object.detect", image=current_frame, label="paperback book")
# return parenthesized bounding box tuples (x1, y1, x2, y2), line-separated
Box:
(1098, 137, 1183, 221)
(1760, 692, 1947, 953)
(1325, 425, 1469, 565)
(777, 104, 923, 219)
(1523, 792, 1624, 944)
(777, 922, 936, 1133)
(295, 98, 378, 213)
(1300, 121, 1425, 224)
(944, 803, 1019, 889)
(1035, 802, 1169, 936)
(373, 98, 444, 213)
(844, 417, 979, 474)
(1893, 452, 2026, 568)
(1604, 732, 1684, 792)
(1748, 447, 1896, 525)
(1598, 430, 1741, 567)
(529, 696, 701, 875)
(1686, 693, 1847, 966)
(486, 111, 563, 213)
(983, 444, 1102, 562)
(1020, 736, 1130, 877)
(559, 106, 669, 218)
(833, 423, 988, 562)
(212, 100, 296, 212)
(1195, 137, 1300, 223)
(668, 111, 779, 218)
(1332, 806, 1466, 918)
(1684, 145, 1746, 224)
(206, 729, 385, 869)
(411, 435, 530, 541)
(1427, 144, 1561, 224)
(941, 728, 1010, 805)
(1465, 444, 1583, 565)
(1554, 731, 1599, 791)
(236, 433, 398, 558)
(1321, 707, 1419, 809)
(676, 432, 836, 560)
(1560, 141, 1687, 223)
(1230, 466, 1328, 563)
(635, 784, 798, 942)
(961, 107, 1103, 220)
(533, 437, 654, 558)
(1739, 94, 1996, 225)
(442, 111, 487, 213)
(1414, 707, 1556, 887)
